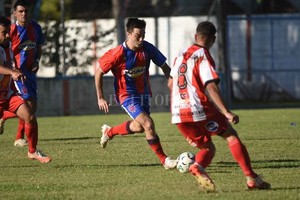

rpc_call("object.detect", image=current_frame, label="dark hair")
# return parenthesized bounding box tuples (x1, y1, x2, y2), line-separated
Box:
(196, 21, 216, 38)
(0, 16, 11, 27)
(126, 18, 146, 33)
(13, 0, 30, 10)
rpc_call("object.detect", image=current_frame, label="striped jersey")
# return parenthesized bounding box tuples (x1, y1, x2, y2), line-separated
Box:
(98, 41, 166, 104)
(10, 20, 44, 79)
(170, 44, 219, 124)
(0, 44, 14, 103)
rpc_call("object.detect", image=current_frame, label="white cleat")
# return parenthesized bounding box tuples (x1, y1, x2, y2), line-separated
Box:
(14, 139, 28, 147)
(100, 124, 111, 148)
(0, 118, 4, 134)
(163, 157, 178, 170)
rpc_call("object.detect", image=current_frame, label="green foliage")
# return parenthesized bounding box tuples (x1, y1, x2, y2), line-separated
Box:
(40, 0, 73, 20)
(0, 109, 299, 199)
(40, 20, 115, 76)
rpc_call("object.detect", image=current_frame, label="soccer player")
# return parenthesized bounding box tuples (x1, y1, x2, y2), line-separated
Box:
(95, 17, 177, 170)
(0, 16, 51, 163)
(0, 0, 44, 147)
(168, 21, 271, 191)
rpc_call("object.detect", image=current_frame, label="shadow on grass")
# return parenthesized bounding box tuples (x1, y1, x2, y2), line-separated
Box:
(40, 137, 98, 141)
(210, 159, 300, 169)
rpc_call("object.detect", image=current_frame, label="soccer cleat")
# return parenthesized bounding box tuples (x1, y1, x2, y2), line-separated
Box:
(163, 157, 177, 170)
(100, 124, 111, 148)
(14, 139, 28, 147)
(247, 175, 271, 190)
(28, 150, 52, 163)
(189, 163, 215, 192)
(0, 119, 4, 134)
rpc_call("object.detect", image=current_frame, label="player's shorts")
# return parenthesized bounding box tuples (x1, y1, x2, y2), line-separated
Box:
(0, 95, 25, 118)
(14, 79, 37, 100)
(176, 107, 229, 148)
(120, 95, 150, 119)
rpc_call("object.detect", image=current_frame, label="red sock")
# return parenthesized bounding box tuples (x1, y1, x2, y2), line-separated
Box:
(108, 121, 133, 138)
(228, 138, 257, 177)
(147, 135, 167, 164)
(2, 111, 17, 121)
(25, 122, 38, 153)
(195, 148, 214, 168)
(15, 118, 25, 140)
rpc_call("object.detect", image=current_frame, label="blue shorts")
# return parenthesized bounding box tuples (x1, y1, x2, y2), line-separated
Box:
(121, 95, 150, 119)
(14, 79, 37, 100)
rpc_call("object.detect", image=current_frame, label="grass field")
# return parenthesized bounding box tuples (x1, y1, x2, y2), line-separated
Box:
(0, 108, 299, 200)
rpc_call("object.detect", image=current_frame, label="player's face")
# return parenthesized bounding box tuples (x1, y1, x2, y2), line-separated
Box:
(0, 24, 10, 46)
(14, 5, 30, 26)
(127, 28, 145, 50)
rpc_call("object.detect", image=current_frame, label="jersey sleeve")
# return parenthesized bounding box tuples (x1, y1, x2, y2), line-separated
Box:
(143, 41, 166, 67)
(199, 53, 219, 86)
(36, 23, 45, 45)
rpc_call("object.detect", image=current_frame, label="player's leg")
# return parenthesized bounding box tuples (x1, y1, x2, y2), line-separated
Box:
(134, 111, 177, 169)
(9, 96, 51, 163)
(13, 80, 37, 145)
(100, 120, 144, 148)
(15, 98, 37, 145)
(0, 111, 17, 134)
(220, 126, 271, 189)
(176, 122, 216, 192)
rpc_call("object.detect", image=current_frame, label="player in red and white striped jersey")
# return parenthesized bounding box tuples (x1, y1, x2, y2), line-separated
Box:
(169, 21, 270, 191)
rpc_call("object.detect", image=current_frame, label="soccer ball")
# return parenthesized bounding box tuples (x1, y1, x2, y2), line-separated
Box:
(176, 152, 195, 173)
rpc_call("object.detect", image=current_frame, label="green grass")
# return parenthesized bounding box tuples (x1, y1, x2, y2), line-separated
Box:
(0, 108, 299, 200)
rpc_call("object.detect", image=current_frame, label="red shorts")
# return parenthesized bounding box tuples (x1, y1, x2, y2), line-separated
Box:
(176, 108, 229, 148)
(0, 95, 25, 118)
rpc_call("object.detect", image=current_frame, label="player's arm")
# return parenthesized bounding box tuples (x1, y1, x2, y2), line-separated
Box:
(95, 63, 109, 113)
(205, 81, 239, 124)
(160, 63, 171, 79)
(167, 76, 173, 93)
(0, 65, 25, 82)
(31, 44, 42, 73)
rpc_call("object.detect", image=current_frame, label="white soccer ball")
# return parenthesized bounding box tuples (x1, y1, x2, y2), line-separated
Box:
(176, 152, 195, 173)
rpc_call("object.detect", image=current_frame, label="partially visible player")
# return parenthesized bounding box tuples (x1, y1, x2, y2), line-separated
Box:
(0, 16, 51, 163)
(95, 17, 177, 170)
(169, 21, 271, 191)
(0, 0, 44, 147)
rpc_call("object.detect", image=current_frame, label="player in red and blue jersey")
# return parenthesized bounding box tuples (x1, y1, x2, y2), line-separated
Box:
(95, 17, 177, 169)
(0, 0, 44, 147)
(0, 16, 51, 163)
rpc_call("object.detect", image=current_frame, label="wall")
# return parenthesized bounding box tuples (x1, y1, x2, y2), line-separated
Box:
(36, 76, 170, 116)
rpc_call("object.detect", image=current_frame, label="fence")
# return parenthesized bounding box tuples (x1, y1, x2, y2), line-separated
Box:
(227, 14, 300, 101)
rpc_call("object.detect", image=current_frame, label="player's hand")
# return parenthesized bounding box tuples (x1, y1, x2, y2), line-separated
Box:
(31, 61, 39, 73)
(11, 69, 25, 83)
(97, 98, 110, 113)
(224, 111, 239, 124)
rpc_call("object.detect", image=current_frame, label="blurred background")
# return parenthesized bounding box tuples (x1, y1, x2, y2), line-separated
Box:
(1, 0, 299, 116)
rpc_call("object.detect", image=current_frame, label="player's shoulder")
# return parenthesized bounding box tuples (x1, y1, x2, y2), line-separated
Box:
(29, 20, 39, 25)
(142, 40, 155, 49)
(106, 44, 124, 58)
(10, 23, 17, 33)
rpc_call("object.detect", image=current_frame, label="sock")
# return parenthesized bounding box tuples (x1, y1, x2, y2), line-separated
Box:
(228, 138, 257, 178)
(195, 148, 214, 168)
(25, 122, 38, 153)
(108, 121, 133, 138)
(15, 118, 25, 140)
(147, 135, 167, 164)
(2, 111, 17, 121)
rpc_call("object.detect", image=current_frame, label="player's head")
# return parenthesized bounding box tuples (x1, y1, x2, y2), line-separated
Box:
(126, 18, 146, 33)
(0, 16, 11, 46)
(125, 18, 146, 50)
(195, 21, 216, 49)
(13, 0, 30, 26)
